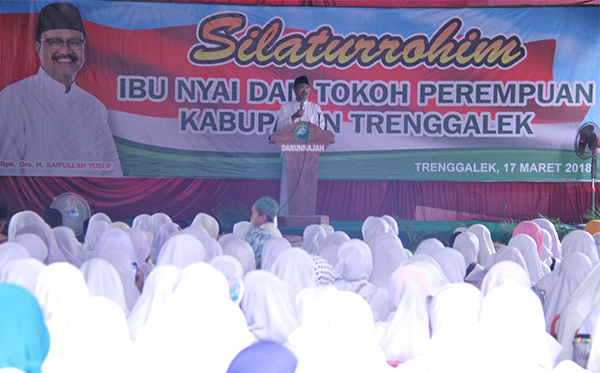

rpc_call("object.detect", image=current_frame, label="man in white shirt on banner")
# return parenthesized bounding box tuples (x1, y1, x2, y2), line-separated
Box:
(0, 2, 122, 177)
(274, 75, 325, 215)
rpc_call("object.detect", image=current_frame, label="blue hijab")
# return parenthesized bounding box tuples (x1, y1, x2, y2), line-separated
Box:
(0, 284, 50, 373)
(227, 342, 297, 373)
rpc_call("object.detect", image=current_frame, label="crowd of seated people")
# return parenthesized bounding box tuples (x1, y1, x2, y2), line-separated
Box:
(0, 198, 599, 373)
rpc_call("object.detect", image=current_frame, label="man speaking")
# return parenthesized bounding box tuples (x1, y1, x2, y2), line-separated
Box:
(275, 75, 324, 131)
(0, 2, 122, 176)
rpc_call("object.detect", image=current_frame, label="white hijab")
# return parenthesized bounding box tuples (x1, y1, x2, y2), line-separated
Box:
(509, 234, 550, 283)
(93, 228, 136, 264)
(233, 221, 251, 238)
(7, 211, 44, 240)
(480, 260, 530, 296)
(261, 237, 292, 272)
(156, 234, 206, 270)
(150, 222, 180, 264)
(301, 232, 325, 255)
(556, 262, 600, 362)
(0, 258, 46, 294)
(381, 215, 399, 237)
(196, 236, 223, 262)
(83, 220, 109, 254)
(379, 263, 434, 363)
(476, 283, 560, 371)
(432, 248, 466, 283)
(89, 212, 111, 226)
(369, 234, 409, 290)
(544, 252, 592, 334)
(271, 248, 316, 305)
(561, 230, 600, 264)
(126, 228, 151, 266)
(491, 245, 530, 279)
(414, 238, 444, 257)
(223, 239, 256, 274)
(321, 231, 350, 248)
(540, 228, 554, 266)
(12, 234, 48, 262)
(333, 239, 373, 284)
(362, 216, 391, 241)
(291, 290, 391, 373)
(218, 233, 239, 249)
(131, 214, 152, 232)
(453, 232, 479, 266)
(126, 265, 181, 341)
(302, 224, 327, 241)
(209, 255, 244, 281)
(150, 213, 172, 235)
(98, 250, 141, 311)
(533, 218, 563, 260)
(0, 242, 31, 268)
(80, 258, 128, 313)
(467, 224, 496, 266)
(191, 213, 220, 239)
(135, 262, 252, 372)
(15, 221, 69, 264)
(180, 225, 210, 240)
(240, 270, 296, 344)
(52, 226, 82, 266)
(43, 296, 134, 373)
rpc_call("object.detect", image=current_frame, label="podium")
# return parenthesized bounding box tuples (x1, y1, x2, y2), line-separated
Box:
(270, 121, 335, 227)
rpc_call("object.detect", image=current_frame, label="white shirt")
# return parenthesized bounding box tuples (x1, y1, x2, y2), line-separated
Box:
(275, 100, 324, 131)
(0, 68, 122, 176)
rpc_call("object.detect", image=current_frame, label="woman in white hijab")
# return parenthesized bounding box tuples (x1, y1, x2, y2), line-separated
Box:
(12, 234, 48, 262)
(99, 251, 141, 311)
(7, 211, 44, 240)
(126, 228, 152, 276)
(362, 217, 391, 246)
(467, 224, 496, 266)
(260, 237, 292, 272)
(210, 255, 245, 282)
(223, 239, 256, 274)
(80, 258, 128, 314)
(368, 234, 409, 290)
(414, 238, 444, 257)
(301, 232, 325, 256)
(290, 289, 392, 373)
(321, 230, 350, 248)
(34, 262, 89, 344)
(136, 262, 253, 372)
(191, 212, 220, 239)
(303, 224, 327, 242)
(52, 226, 83, 265)
(533, 218, 563, 260)
(490, 245, 530, 279)
(126, 265, 181, 341)
(378, 263, 436, 364)
(453, 231, 480, 268)
(475, 283, 560, 372)
(43, 296, 135, 373)
(480, 260, 530, 296)
(131, 214, 152, 232)
(509, 234, 550, 283)
(271, 248, 316, 306)
(218, 233, 239, 249)
(240, 270, 296, 344)
(555, 262, 600, 362)
(150, 212, 172, 235)
(540, 229, 555, 267)
(0, 242, 30, 269)
(233, 221, 251, 238)
(333, 239, 390, 321)
(15, 222, 70, 264)
(180, 225, 210, 240)
(561, 229, 600, 265)
(544, 252, 592, 334)
(196, 236, 223, 262)
(0, 258, 46, 294)
(432, 248, 466, 283)
(150, 222, 181, 264)
(89, 212, 111, 226)
(83, 220, 109, 258)
(381, 215, 399, 237)
(404, 283, 483, 372)
(93, 228, 136, 264)
(155, 234, 206, 270)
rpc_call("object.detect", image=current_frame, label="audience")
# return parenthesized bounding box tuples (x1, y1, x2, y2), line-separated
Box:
(2, 205, 600, 372)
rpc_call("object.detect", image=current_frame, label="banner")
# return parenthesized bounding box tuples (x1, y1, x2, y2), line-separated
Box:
(0, 1, 598, 181)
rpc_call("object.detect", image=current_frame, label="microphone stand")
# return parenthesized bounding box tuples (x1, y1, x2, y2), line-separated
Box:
(592, 153, 597, 213)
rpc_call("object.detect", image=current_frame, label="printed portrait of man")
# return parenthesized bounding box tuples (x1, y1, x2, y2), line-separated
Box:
(0, 2, 122, 176)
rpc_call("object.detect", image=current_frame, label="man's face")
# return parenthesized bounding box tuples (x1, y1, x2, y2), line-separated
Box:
(36, 29, 85, 85)
(250, 206, 267, 228)
(294, 83, 310, 102)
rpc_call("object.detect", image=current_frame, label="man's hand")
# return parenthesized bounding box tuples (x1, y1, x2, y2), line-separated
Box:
(293, 108, 305, 121)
